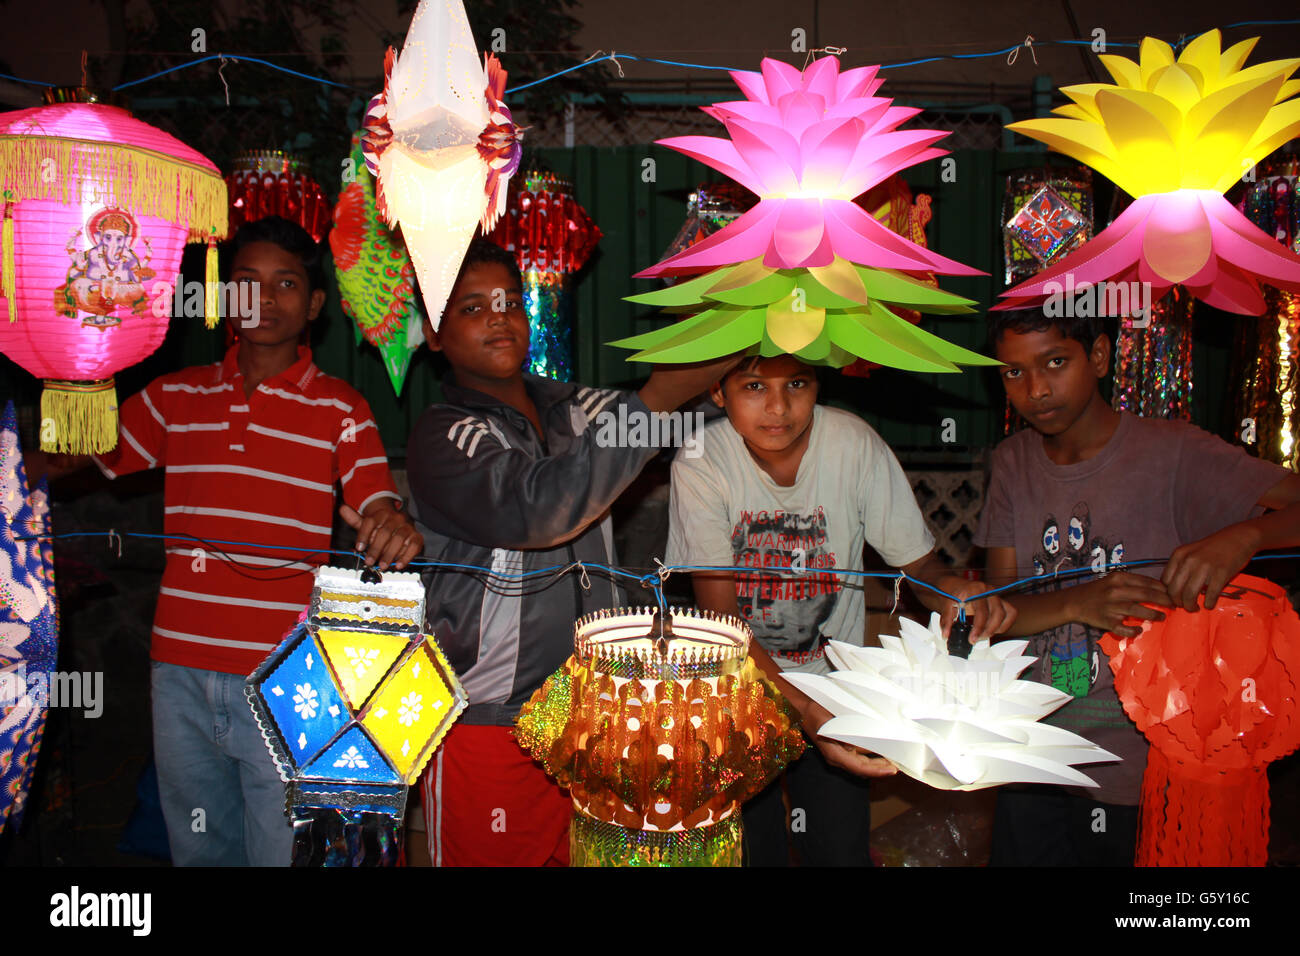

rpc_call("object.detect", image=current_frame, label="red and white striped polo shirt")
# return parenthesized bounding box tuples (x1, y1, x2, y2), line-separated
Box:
(94, 345, 400, 675)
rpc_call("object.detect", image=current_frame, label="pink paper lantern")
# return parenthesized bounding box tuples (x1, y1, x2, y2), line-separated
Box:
(0, 89, 227, 453)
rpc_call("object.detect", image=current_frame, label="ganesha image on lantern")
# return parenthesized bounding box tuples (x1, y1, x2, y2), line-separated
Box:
(54, 208, 156, 327)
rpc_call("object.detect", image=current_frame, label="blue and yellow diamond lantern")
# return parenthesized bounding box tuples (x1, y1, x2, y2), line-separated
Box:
(246, 566, 465, 823)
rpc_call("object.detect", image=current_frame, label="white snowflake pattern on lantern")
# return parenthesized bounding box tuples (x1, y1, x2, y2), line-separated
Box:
(398, 692, 423, 727)
(344, 646, 380, 678)
(333, 745, 370, 770)
(293, 683, 319, 720)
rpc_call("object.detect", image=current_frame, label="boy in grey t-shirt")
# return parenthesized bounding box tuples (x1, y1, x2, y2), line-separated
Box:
(978, 310, 1300, 865)
(668, 354, 1016, 866)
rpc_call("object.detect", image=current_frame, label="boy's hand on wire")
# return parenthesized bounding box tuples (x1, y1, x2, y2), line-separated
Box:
(1162, 523, 1260, 612)
(936, 576, 1017, 642)
(339, 500, 423, 570)
(1068, 571, 1172, 637)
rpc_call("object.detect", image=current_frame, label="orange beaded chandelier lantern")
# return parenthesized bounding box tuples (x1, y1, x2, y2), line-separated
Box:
(1101, 574, 1300, 866)
(516, 607, 804, 867)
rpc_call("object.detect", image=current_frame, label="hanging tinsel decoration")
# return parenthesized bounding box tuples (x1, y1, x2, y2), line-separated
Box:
(1110, 287, 1195, 420)
(1094, 180, 1194, 422)
(1241, 157, 1299, 254)
(226, 150, 331, 243)
(486, 171, 601, 381)
(1231, 156, 1300, 467)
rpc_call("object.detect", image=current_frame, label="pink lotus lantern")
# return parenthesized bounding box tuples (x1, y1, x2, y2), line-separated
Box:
(610, 57, 996, 370)
(0, 89, 227, 453)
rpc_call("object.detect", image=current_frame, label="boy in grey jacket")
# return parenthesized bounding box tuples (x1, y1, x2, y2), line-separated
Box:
(407, 240, 735, 865)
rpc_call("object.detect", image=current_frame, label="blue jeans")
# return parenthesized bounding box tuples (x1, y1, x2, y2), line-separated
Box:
(151, 661, 293, 866)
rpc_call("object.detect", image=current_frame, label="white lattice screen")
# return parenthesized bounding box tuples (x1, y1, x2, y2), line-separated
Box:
(907, 468, 987, 569)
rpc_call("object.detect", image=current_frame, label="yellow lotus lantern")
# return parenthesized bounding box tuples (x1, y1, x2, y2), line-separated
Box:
(998, 30, 1300, 315)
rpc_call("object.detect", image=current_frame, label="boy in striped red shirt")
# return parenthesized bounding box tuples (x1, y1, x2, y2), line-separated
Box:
(44, 217, 419, 865)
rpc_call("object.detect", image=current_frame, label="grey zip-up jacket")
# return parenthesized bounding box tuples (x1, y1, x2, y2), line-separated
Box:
(407, 373, 660, 724)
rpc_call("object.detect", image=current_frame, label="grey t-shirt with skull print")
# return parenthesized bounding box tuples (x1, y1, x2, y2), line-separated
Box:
(667, 405, 935, 673)
(974, 411, 1287, 804)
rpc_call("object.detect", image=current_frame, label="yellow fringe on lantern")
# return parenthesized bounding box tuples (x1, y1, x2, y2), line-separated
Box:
(40, 378, 118, 454)
(1, 199, 14, 322)
(204, 237, 219, 329)
(0, 137, 228, 240)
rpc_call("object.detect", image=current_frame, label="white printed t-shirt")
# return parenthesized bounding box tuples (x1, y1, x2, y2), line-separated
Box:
(666, 405, 935, 672)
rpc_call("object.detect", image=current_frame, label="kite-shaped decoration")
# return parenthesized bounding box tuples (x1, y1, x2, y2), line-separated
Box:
(1006, 184, 1087, 265)
(330, 132, 426, 395)
(611, 56, 995, 369)
(1101, 575, 1300, 866)
(783, 613, 1117, 790)
(998, 30, 1300, 315)
(363, 0, 523, 345)
(0, 400, 59, 833)
(1001, 168, 1094, 285)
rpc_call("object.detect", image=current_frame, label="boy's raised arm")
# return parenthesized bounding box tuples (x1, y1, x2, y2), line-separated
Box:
(410, 356, 740, 551)
(636, 357, 741, 415)
(409, 391, 666, 550)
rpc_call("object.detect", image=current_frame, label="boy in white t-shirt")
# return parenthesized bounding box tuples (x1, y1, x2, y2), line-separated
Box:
(666, 354, 1015, 866)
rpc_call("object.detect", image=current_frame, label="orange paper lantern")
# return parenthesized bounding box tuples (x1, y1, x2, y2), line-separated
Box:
(1101, 574, 1300, 866)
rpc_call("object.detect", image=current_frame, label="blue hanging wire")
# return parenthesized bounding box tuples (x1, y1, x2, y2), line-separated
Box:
(8, 24, 1298, 96)
(0, 72, 52, 87)
(15, 529, 1300, 606)
(111, 54, 360, 92)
